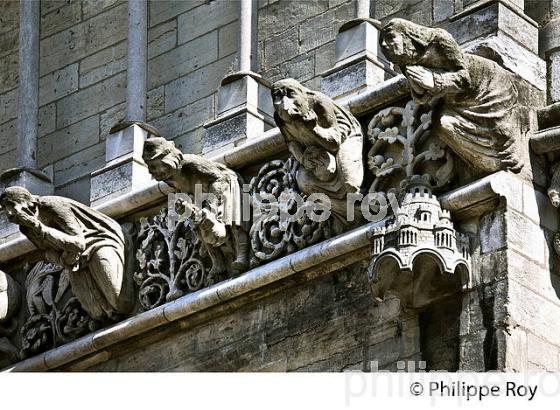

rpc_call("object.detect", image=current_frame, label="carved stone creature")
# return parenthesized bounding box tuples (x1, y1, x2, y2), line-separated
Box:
(142, 137, 249, 275)
(0, 187, 134, 322)
(380, 18, 524, 174)
(271, 78, 364, 228)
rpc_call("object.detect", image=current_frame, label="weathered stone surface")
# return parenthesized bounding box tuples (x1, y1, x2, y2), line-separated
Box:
(39, 63, 79, 106)
(0, 88, 17, 124)
(147, 86, 165, 121)
(152, 95, 214, 141)
(507, 210, 547, 265)
(263, 26, 299, 69)
(148, 19, 177, 60)
(149, 0, 204, 28)
(449, 2, 539, 54)
(177, 0, 238, 45)
(39, 115, 100, 165)
(38, 103, 57, 138)
(479, 210, 506, 254)
(40, 0, 82, 39)
(54, 142, 105, 187)
(551, 51, 560, 103)
(82, 0, 123, 21)
(164, 56, 235, 113)
(39, 3, 127, 76)
(218, 21, 239, 59)
(148, 31, 218, 89)
(0, 53, 18, 94)
(56, 72, 126, 128)
(100, 102, 126, 140)
(79, 41, 127, 89)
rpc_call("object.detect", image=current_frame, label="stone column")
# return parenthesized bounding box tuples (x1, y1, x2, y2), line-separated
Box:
(204, 0, 273, 156)
(0, 0, 52, 196)
(542, 0, 560, 104)
(90, 0, 152, 206)
(321, 0, 394, 99)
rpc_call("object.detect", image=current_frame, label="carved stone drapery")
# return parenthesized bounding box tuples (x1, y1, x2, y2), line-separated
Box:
(0, 187, 135, 323)
(379, 18, 525, 174)
(271, 78, 364, 230)
(134, 208, 213, 311)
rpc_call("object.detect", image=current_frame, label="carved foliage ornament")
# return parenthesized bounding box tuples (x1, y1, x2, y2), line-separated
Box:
(134, 208, 213, 311)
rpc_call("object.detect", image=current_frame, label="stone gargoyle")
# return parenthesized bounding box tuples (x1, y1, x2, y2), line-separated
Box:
(379, 18, 524, 174)
(0, 187, 135, 323)
(142, 137, 249, 275)
(271, 78, 364, 230)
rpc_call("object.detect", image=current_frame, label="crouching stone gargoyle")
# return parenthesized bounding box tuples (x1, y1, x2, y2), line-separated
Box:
(0, 187, 135, 322)
(379, 18, 524, 174)
(142, 137, 249, 276)
(271, 78, 364, 230)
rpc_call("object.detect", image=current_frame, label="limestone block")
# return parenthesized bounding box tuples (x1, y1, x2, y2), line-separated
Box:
(39, 3, 127, 76)
(0, 53, 18, 94)
(38, 103, 56, 137)
(149, 0, 204, 28)
(464, 34, 546, 91)
(39, 115, 100, 165)
(551, 51, 560, 103)
(0, 120, 16, 153)
(82, 0, 122, 20)
(164, 56, 234, 113)
(522, 183, 559, 231)
(148, 30, 218, 90)
(449, 2, 538, 54)
(79, 41, 127, 89)
(56, 72, 126, 128)
(90, 159, 152, 206)
(39, 63, 79, 105)
(147, 86, 165, 121)
(105, 124, 148, 164)
(151, 95, 214, 141)
(0, 169, 53, 196)
(503, 327, 528, 372)
(263, 26, 299, 68)
(177, 0, 238, 45)
(218, 21, 239, 59)
(527, 332, 560, 371)
(321, 58, 387, 98)
(0, 88, 17, 124)
(506, 210, 547, 265)
(40, 0, 82, 39)
(148, 19, 177, 60)
(479, 210, 506, 254)
(54, 142, 105, 187)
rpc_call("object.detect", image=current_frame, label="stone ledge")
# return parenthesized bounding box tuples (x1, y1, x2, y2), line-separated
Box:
(2, 222, 379, 371)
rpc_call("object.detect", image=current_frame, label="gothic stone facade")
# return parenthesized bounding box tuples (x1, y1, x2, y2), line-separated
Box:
(0, 0, 560, 372)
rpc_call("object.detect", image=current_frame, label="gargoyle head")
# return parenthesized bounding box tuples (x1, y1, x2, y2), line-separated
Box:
(0, 186, 39, 226)
(271, 78, 314, 123)
(142, 137, 183, 183)
(380, 18, 431, 67)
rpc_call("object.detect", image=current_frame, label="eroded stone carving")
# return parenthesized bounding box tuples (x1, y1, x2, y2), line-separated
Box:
(142, 137, 249, 275)
(271, 78, 364, 230)
(380, 18, 523, 174)
(0, 270, 20, 363)
(20, 262, 98, 357)
(0, 187, 135, 323)
(134, 208, 213, 310)
(249, 158, 333, 267)
(367, 99, 455, 195)
(368, 178, 470, 309)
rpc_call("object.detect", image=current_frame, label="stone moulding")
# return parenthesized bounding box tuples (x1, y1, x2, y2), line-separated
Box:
(1, 171, 517, 372)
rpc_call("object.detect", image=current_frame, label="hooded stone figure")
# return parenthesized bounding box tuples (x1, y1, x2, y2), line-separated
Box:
(0, 187, 134, 322)
(379, 18, 524, 174)
(142, 137, 249, 275)
(271, 78, 364, 230)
